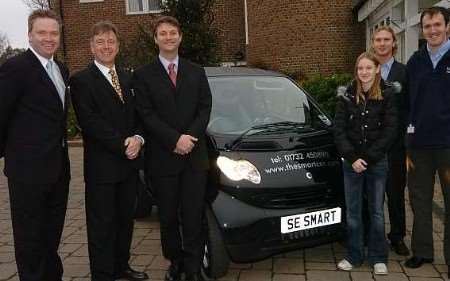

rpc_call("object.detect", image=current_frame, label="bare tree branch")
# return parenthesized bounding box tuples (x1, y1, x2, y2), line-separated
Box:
(22, 0, 53, 10)
(0, 32, 9, 55)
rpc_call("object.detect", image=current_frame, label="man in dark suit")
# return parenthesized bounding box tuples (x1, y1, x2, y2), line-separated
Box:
(371, 26, 409, 256)
(133, 16, 212, 281)
(0, 10, 70, 281)
(70, 21, 148, 281)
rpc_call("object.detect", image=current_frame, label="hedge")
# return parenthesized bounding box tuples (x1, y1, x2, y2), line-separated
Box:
(300, 73, 353, 118)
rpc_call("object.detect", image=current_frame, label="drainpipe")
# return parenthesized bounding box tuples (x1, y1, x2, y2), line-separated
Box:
(244, 0, 248, 46)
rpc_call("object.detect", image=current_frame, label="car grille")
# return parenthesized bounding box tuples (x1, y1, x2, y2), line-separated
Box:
(223, 184, 337, 209)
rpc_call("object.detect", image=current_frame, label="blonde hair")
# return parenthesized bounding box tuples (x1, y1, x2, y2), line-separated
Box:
(370, 26, 398, 56)
(354, 52, 383, 104)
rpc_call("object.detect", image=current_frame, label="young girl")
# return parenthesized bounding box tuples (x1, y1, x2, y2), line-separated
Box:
(334, 52, 398, 275)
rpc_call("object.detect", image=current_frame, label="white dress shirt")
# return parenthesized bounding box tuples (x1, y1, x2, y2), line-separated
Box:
(94, 60, 116, 86)
(159, 54, 179, 74)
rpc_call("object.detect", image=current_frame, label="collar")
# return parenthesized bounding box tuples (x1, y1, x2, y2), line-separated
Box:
(381, 57, 395, 80)
(94, 60, 116, 77)
(159, 54, 179, 73)
(427, 39, 450, 57)
(383, 57, 395, 69)
(29, 46, 54, 68)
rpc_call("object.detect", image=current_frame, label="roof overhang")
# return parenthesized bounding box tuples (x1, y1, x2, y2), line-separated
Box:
(356, 0, 384, 22)
(352, 0, 367, 11)
(356, 0, 450, 23)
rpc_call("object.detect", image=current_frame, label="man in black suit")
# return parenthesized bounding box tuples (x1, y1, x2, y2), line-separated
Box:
(133, 16, 212, 281)
(371, 26, 409, 256)
(0, 10, 70, 281)
(70, 21, 148, 281)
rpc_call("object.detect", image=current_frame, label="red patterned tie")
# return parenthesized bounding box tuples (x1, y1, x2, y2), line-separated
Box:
(168, 63, 177, 87)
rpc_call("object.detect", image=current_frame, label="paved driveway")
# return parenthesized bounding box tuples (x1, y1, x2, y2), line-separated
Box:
(0, 147, 448, 280)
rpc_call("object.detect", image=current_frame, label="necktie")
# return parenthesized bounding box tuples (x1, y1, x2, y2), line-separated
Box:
(108, 69, 124, 103)
(46, 60, 65, 108)
(168, 63, 177, 87)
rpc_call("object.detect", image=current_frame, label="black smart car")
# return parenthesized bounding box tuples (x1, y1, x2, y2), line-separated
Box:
(202, 67, 345, 278)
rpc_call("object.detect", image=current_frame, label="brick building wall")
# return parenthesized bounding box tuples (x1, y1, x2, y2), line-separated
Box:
(212, 0, 246, 62)
(246, 0, 365, 78)
(54, 0, 245, 73)
(55, 0, 155, 72)
(54, 0, 362, 76)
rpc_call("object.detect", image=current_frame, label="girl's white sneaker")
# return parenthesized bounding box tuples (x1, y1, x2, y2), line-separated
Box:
(337, 259, 353, 271)
(373, 263, 388, 275)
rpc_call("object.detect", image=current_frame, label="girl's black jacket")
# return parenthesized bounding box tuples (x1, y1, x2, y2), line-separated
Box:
(333, 80, 399, 165)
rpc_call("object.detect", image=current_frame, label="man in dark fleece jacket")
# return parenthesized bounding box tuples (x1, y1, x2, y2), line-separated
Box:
(404, 6, 450, 273)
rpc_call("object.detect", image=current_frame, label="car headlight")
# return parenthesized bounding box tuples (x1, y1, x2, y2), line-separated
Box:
(216, 156, 261, 184)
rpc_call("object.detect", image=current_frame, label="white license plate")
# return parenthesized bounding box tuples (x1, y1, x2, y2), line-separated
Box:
(280, 207, 342, 234)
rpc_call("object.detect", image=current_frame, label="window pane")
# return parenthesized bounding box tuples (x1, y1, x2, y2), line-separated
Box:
(128, 0, 143, 12)
(148, 0, 161, 11)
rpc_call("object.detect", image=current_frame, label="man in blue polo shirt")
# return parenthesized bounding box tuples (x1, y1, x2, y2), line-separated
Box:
(405, 6, 450, 272)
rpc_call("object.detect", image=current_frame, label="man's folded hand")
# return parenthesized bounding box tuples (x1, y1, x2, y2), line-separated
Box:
(125, 136, 143, 159)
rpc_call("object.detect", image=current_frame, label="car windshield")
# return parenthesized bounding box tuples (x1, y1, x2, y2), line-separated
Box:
(207, 75, 311, 135)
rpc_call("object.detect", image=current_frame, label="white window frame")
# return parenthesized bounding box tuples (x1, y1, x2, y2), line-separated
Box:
(125, 0, 164, 15)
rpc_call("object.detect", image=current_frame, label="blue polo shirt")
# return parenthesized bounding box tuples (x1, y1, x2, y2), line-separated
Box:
(427, 39, 450, 68)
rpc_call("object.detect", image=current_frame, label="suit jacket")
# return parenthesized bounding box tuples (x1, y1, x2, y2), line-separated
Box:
(0, 49, 70, 184)
(133, 57, 212, 176)
(386, 60, 408, 150)
(70, 63, 142, 183)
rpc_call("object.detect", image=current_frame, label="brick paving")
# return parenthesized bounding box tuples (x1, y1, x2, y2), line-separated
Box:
(0, 147, 448, 280)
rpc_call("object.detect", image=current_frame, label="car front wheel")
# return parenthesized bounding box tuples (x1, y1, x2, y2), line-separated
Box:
(202, 207, 230, 279)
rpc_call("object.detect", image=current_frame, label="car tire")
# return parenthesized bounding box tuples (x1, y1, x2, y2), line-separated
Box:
(202, 207, 230, 279)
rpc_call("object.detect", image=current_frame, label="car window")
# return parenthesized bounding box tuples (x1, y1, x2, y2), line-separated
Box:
(207, 76, 311, 135)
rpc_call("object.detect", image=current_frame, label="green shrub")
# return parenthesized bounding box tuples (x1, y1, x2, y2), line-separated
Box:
(116, 0, 219, 69)
(67, 104, 81, 139)
(116, 25, 157, 70)
(162, 0, 219, 66)
(300, 73, 353, 118)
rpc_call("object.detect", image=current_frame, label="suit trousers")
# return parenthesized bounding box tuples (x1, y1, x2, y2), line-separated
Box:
(386, 146, 407, 243)
(408, 148, 450, 263)
(152, 165, 207, 275)
(8, 167, 69, 281)
(85, 172, 137, 281)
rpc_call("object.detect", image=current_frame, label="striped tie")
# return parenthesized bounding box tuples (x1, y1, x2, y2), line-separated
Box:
(168, 63, 177, 87)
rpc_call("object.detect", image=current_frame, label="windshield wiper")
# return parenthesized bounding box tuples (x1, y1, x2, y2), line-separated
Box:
(225, 121, 305, 151)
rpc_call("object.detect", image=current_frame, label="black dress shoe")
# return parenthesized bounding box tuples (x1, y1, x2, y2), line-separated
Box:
(404, 256, 434, 268)
(165, 261, 183, 281)
(185, 272, 204, 281)
(115, 266, 149, 280)
(391, 240, 410, 256)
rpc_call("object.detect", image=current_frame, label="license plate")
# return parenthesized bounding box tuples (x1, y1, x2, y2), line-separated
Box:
(280, 207, 341, 234)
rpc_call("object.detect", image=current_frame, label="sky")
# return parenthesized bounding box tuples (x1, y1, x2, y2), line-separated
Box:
(0, 0, 30, 48)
